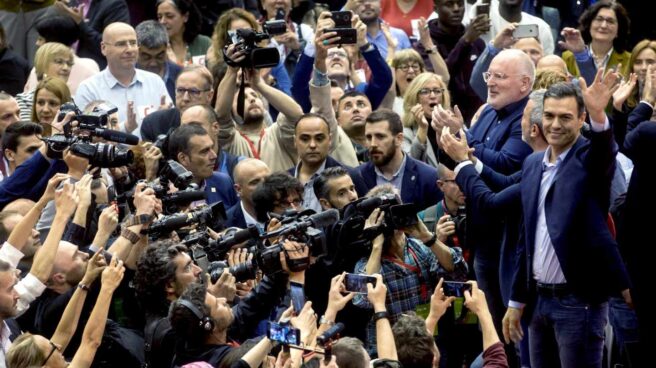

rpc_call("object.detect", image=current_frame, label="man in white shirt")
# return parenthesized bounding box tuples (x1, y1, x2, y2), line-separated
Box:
(75, 22, 172, 139)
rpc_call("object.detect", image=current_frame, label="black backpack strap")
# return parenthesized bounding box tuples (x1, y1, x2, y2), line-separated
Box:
(143, 317, 171, 368)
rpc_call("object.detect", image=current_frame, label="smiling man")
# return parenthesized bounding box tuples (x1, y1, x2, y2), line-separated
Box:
(75, 22, 172, 139)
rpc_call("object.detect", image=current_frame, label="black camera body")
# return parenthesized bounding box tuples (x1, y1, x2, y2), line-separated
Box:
(327, 11, 357, 44)
(58, 101, 118, 127)
(147, 202, 227, 238)
(69, 141, 134, 168)
(225, 28, 280, 69)
(350, 194, 419, 237)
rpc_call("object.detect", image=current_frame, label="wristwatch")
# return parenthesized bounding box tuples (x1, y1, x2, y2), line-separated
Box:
(120, 228, 141, 244)
(319, 315, 335, 326)
(373, 311, 390, 322)
(123, 214, 153, 227)
(425, 46, 438, 54)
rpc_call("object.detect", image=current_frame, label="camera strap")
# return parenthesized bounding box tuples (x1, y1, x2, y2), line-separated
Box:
(383, 247, 427, 300)
(237, 69, 247, 125)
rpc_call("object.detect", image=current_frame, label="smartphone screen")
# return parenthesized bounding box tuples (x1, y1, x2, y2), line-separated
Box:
(267, 322, 301, 345)
(513, 24, 539, 39)
(443, 281, 472, 297)
(289, 281, 305, 314)
(344, 273, 377, 294)
(476, 4, 490, 17)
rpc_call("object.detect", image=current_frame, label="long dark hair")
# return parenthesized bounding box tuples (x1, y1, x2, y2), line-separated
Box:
(157, 0, 202, 44)
(578, 0, 631, 53)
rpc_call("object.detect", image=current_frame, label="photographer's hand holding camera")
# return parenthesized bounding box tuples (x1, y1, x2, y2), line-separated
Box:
(142, 142, 164, 182)
(363, 208, 385, 275)
(90, 205, 119, 251)
(207, 269, 237, 303)
(403, 217, 455, 273)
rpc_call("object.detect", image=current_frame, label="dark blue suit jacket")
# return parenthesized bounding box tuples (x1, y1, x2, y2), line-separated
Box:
(286, 156, 369, 198)
(512, 130, 631, 305)
(357, 155, 441, 210)
(466, 98, 533, 175)
(205, 172, 238, 209)
(225, 202, 248, 229)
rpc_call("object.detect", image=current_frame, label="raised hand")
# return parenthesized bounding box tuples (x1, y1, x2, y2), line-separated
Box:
(464, 14, 491, 43)
(327, 272, 355, 313)
(41, 173, 71, 203)
(125, 101, 138, 134)
(132, 182, 157, 217)
(208, 269, 237, 301)
(429, 278, 456, 320)
(558, 27, 586, 54)
(435, 215, 456, 243)
(493, 23, 517, 50)
(101, 254, 125, 293)
(75, 174, 93, 208)
(55, 182, 79, 219)
(81, 247, 108, 285)
(463, 280, 489, 316)
(97, 205, 119, 235)
(142, 142, 163, 181)
(642, 64, 656, 105)
(366, 274, 387, 311)
(440, 127, 473, 162)
(291, 301, 317, 345)
(54, 0, 84, 24)
(417, 17, 434, 50)
(612, 73, 638, 111)
(579, 67, 621, 123)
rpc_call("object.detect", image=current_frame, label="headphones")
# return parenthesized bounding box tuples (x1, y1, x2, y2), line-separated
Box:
(177, 299, 215, 332)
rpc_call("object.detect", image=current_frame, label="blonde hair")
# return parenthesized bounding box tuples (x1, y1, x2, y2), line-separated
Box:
(6, 333, 46, 368)
(34, 42, 73, 81)
(401, 72, 451, 129)
(533, 69, 568, 90)
(31, 77, 72, 136)
(627, 39, 656, 108)
(391, 49, 426, 95)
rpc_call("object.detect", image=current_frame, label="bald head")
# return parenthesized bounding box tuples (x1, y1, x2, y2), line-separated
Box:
(537, 55, 568, 75)
(101, 22, 138, 72)
(2, 199, 36, 216)
(486, 49, 535, 109)
(233, 159, 271, 207)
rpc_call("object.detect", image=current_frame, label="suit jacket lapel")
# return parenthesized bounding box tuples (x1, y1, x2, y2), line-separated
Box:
(521, 155, 543, 253)
(401, 158, 418, 204)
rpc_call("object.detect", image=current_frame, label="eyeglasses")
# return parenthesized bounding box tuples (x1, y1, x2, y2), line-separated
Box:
(327, 50, 348, 59)
(274, 198, 303, 208)
(175, 87, 211, 97)
(418, 87, 444, 96)
(397, 63, 421, 72)
(42, 340, 61, 365)
(592, 15, 617, 26)
(482, 71, 525, 82)
(105, 39, 138, 49)
(52, 58, 74, 67)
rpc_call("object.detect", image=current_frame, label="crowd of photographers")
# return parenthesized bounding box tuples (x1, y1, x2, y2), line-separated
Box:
(0, 0, 655, 367)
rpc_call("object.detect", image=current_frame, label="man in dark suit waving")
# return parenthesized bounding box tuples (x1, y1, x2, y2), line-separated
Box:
(502, 71, 632, 368)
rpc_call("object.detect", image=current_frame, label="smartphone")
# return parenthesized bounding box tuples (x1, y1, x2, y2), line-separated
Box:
(344, 273, 377, 294)
(513, 24, 539, 39)
(331, 11, 352, 28)
(289, 281, 305, 314)
(475, 4, 490, 17)
(325, 28, 357, 44)
(443, 281, 472, 297)
(267, 322, 301, 345)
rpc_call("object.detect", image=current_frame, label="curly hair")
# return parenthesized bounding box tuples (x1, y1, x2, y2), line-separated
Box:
(156, 0, 203, 45)
(578, 0, 630, 53)
(168, 282, 210, 347)
(134, 240, 188, 316)
(252, 172, 303, 222)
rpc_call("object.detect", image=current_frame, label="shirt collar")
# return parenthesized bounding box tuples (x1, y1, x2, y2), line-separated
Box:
(104, 67, 141, 88)
(294, 158, 328, 180)
(541, 146, 571, 169)
(374, 153, 407, 179)
(240, 201, 263, 228)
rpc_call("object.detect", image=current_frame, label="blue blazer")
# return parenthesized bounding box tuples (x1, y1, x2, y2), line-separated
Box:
(0, 151, 67, 210)
(512, 130, 631, 305)
(466, 99, 533, 175)
(225, 202, 248, 229)
(205, 172, 238, 209)
(357, 155, 441, 210)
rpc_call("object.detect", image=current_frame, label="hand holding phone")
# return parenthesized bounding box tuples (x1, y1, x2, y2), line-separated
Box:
(513, 24, 539, 39)
(290, 281, 305, 314)
(476, 4, 490, 17)
(443, 281, 472, 297)
(267, 321, 301, 345)
(344, 273, 377, 294)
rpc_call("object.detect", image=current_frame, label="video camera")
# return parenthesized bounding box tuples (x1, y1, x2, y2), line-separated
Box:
(147, 202, 227, 238)
(144, 160, 206, 214)
(345, 194, 419, 238)
(224, 28, 280, 69)
(42, 101, 137, 167)
(205, 209, 339, 282)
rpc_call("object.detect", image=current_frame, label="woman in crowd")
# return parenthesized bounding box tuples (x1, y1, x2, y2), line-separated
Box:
(30, 77, 72, 136)
(6, 254, 124, 368)
(15, 42, 73, 122)
(209, 8, 291, 97)
(157, 0, 211, 65)
(402, 72, 450, 168)
(390, 49, 426, 115)
(561, 0, 631, 80)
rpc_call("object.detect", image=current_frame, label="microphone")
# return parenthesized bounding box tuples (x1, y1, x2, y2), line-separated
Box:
(316, 322, 344, 346)
(162, 190, 207, 204)
(213, 225, 260, 255)
(308, 209, 339, 228)
(93, 128, 139, 145)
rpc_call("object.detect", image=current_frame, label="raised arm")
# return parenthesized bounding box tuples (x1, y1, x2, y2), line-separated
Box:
(417, 17, 449, 85)
(50, 249, 107, 351)
(366, 274, 397, 361)
(364, 209, 385, 275)
(465, 281, 509, 366)
(70, 256, 125, 368)
(250, 68, 303, 122)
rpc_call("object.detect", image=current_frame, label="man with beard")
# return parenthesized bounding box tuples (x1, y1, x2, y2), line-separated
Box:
(291, 12, 393, 112)
(354, 0, 411, 60)
(75, 23, 171, 139)
(357, 109, 441, 210)
(337, 91, 372, 163)
(416, 0, 488, 122)
(136, 20, 182, 105)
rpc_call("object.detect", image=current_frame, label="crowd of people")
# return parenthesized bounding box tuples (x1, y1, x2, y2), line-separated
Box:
(0, 0, 654, 367)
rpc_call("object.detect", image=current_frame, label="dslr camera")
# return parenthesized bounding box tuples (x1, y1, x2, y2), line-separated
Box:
(58, 101, 118, 127)
(224, 28, 280, 69)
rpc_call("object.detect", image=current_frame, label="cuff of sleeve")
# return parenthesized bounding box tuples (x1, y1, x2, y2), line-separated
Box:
(0, 241, 24, 268)
(574, 47, 591, 62)
(474, 158, 484, 174)
(15, 273, 47, 304)
(640, 100, 655, 110)
(454, 160, 473, 176)
(589, 115, 610, 132)
(508, 300, 525, 309)
(312, 66, 330, 86)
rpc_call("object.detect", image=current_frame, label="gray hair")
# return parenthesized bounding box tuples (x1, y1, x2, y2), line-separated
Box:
(528, 89, 546, 129)
(135, 20, 169, 49)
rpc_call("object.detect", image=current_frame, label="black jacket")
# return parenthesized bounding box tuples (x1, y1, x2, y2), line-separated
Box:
(77, 0, 130, 68)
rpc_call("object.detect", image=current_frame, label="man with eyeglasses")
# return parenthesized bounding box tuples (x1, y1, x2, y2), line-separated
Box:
(141, 64, 214, 143)
(136, 20, 182, 106)
(75, 22, 172, 140)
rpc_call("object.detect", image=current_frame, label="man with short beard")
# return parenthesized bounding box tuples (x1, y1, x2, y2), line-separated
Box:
(354, 0, 410, 60)
(357, 109, 441, 210)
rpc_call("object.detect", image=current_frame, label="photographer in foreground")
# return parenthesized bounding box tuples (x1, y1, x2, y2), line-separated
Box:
(352, 184, 465, 354)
